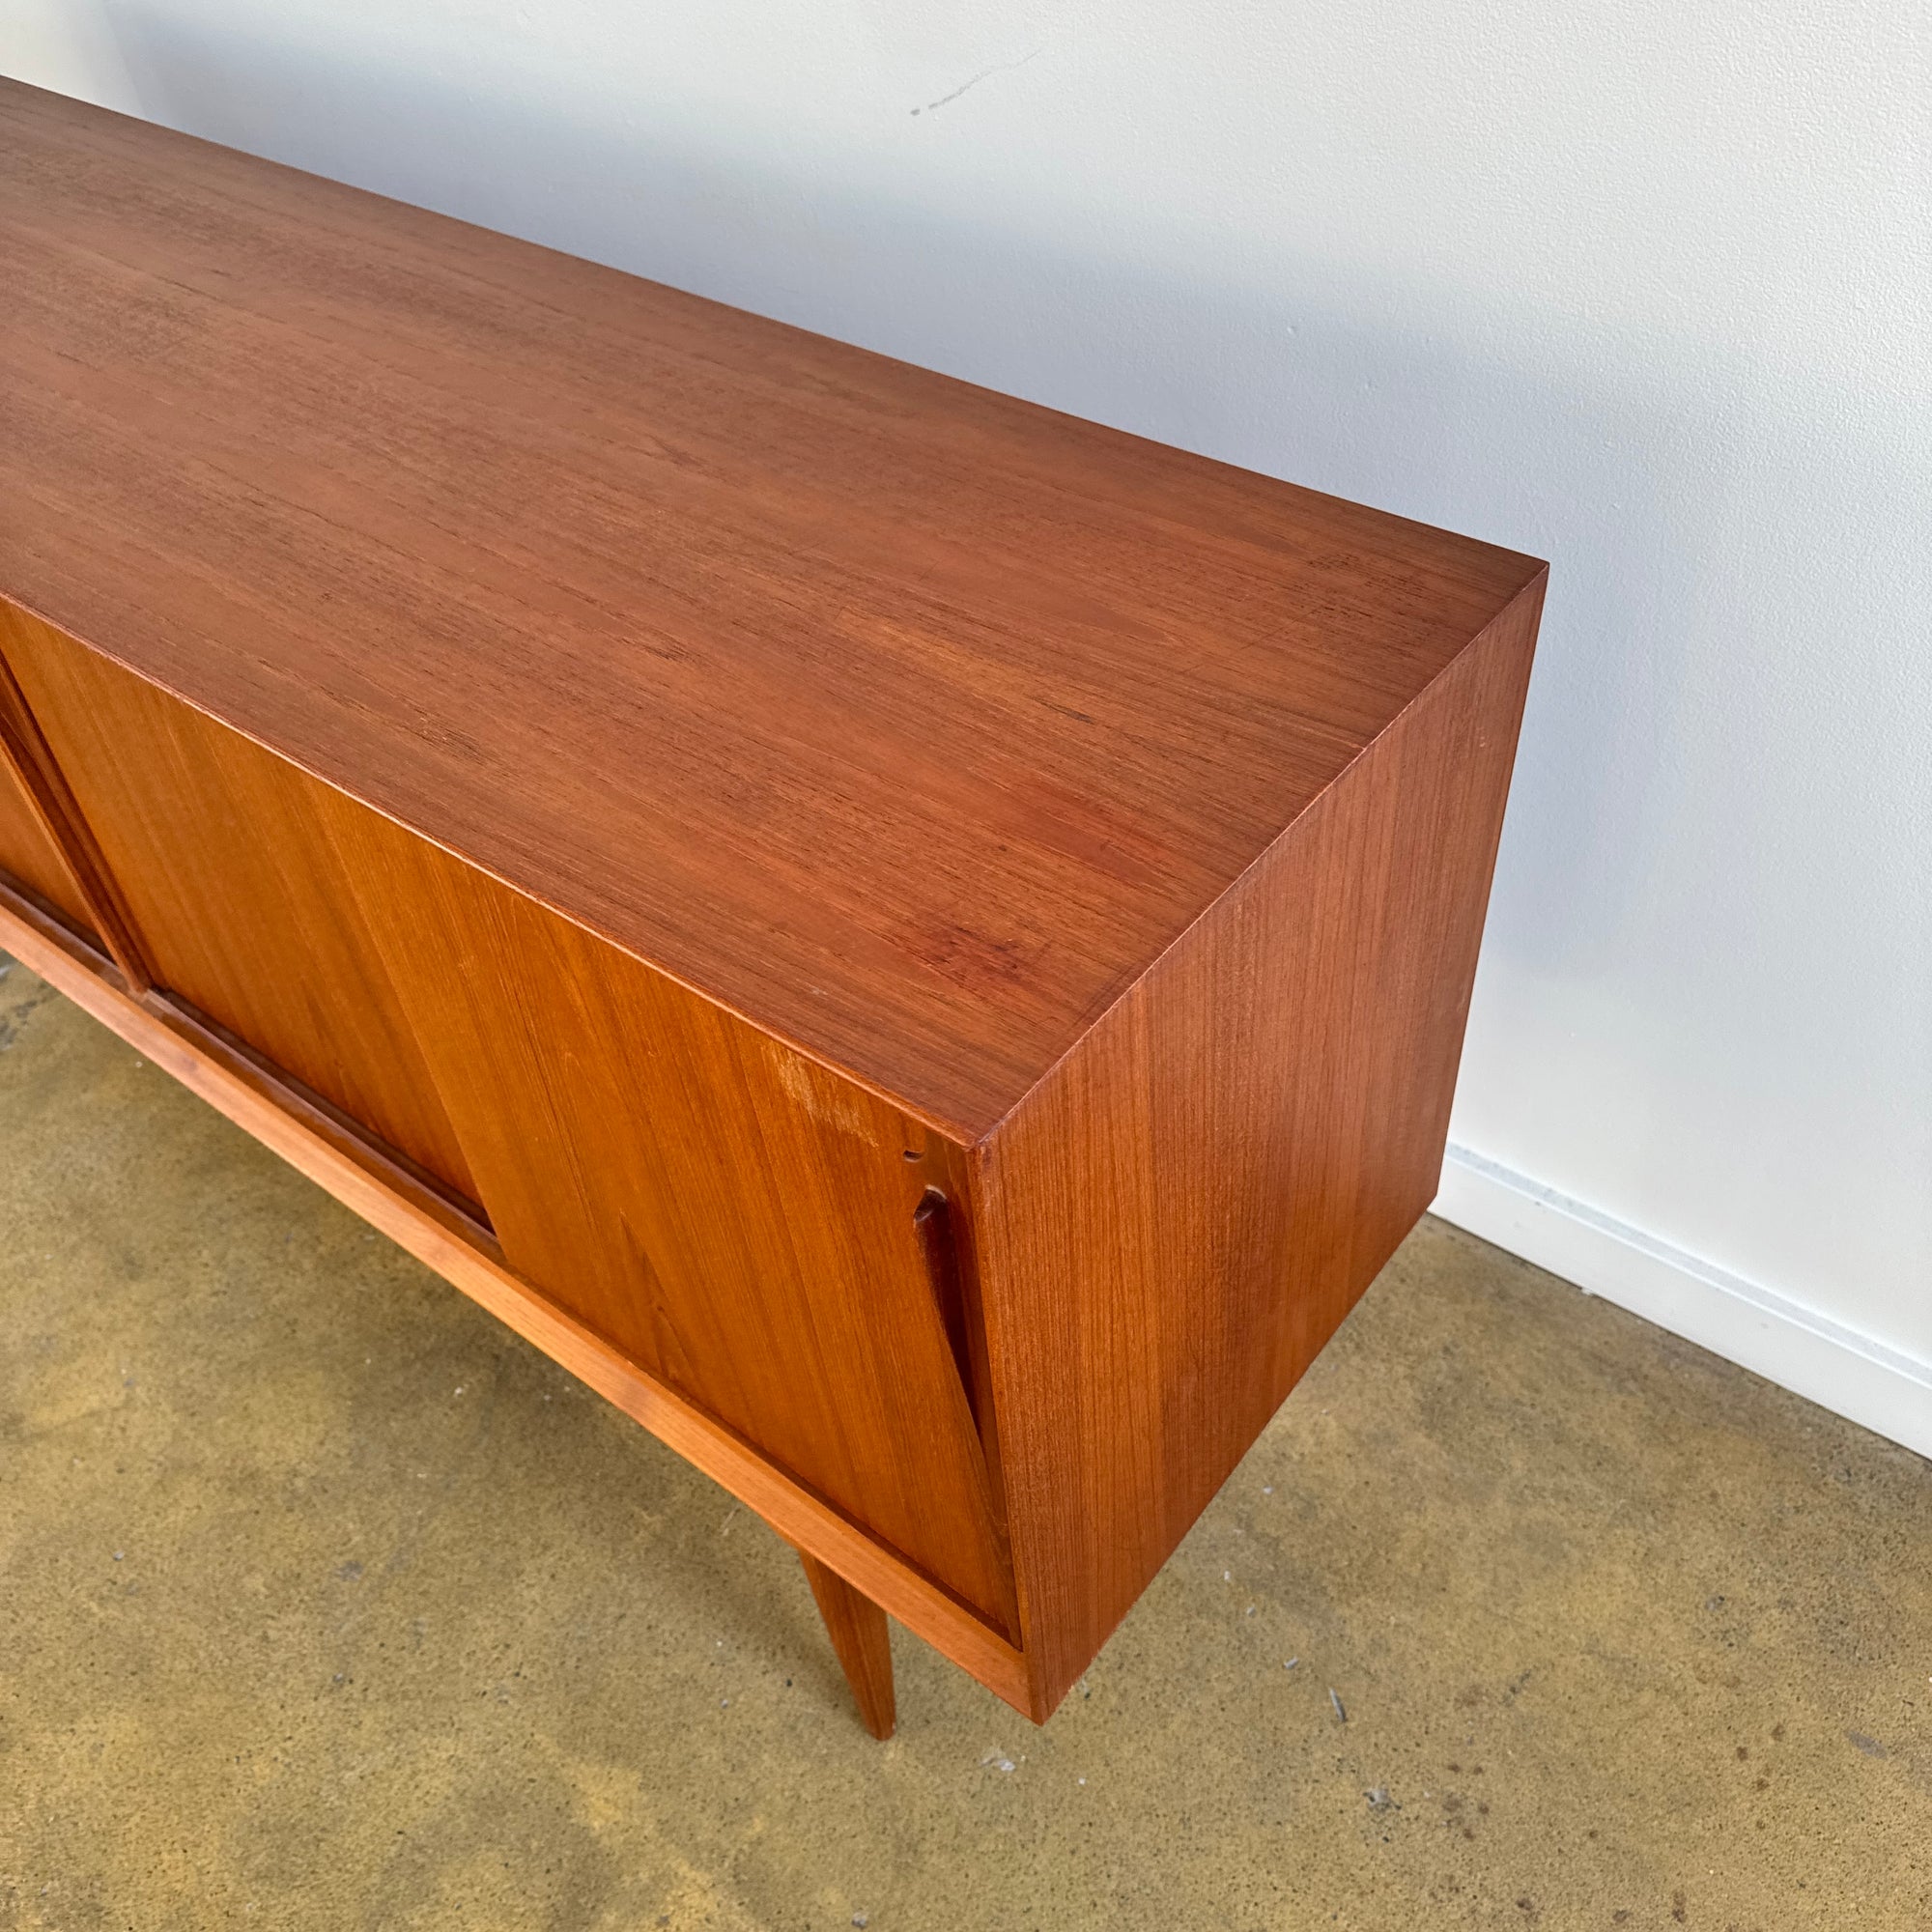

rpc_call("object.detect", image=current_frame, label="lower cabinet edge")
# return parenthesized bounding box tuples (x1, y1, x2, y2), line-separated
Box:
(0, 889, 1039, 1722)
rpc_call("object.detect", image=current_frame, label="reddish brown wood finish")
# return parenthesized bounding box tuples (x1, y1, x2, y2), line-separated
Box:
(0, 734, 88, 934)
(321, 798, 1018, 1630)
(800, 1552, 897, 1740)
(973, 582, 1544, 1709)
(0, 611, 144, 972)
(0, 880, 1035, 1717)
(0, 80, 1547, 1729)
(0, 77, 1541, 1142)
(2, 604, 480, 1204)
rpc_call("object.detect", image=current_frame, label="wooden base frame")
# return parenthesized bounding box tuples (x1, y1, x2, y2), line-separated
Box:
(0, 882, 1035, 1722)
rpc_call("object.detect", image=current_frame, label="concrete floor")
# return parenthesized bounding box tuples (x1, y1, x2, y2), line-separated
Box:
(0, 952, 1925, 1932)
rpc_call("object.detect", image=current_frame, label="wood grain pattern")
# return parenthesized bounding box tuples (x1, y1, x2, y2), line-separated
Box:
(140, 984, 497, 1256)
(0, 882, 1035, 1719)
(0, 728, 90, 934)
(799, 1552, 897, 1740)
(0, 611, 148, 976)
(0, 79, 1545, 1138)
(2, 603, 480, 1205)
(0, 80, 1549, 1730)
(0, 593, 1018, 1633)
(975, 575, 1546, 1714)
(320, 793, 1020, 1632)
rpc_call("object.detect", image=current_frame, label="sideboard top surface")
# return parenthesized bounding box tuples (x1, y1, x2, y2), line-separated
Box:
(0, 80, 1544, 1138)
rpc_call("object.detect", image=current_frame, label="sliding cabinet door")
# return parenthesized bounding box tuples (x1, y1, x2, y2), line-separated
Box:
(0, 750, 93, 937)
(327, 802, 1018, 1630)
(0, 605, 477, 1208)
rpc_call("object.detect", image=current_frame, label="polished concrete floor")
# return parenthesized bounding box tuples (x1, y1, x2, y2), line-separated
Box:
(0, 951, 1925, 1931)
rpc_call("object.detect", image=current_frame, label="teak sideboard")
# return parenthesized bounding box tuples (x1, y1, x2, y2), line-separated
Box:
(0, 79, 1546, 1737)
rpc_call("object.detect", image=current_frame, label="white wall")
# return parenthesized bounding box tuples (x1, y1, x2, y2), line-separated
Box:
(9, 0, 1930, 1452)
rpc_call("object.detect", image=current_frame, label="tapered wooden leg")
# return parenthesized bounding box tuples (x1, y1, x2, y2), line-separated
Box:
(799, 1550, 895, 1739)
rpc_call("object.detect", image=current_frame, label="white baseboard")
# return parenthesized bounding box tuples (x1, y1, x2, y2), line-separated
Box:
(1431, 1143, 1932, 1463)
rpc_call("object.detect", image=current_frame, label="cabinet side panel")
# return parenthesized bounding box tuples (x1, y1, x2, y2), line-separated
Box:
(977, 579, 1544, 1713)
(1, 607, 479, 1202)
(322, 804, 1019, 1631)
